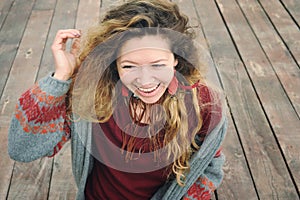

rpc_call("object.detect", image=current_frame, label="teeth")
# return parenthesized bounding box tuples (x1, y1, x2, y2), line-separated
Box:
(138, 84, 159, 93)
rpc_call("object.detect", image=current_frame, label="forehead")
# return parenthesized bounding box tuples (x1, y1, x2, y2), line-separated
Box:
(118, 48, 173, 65)
(118, 35, 171, 56)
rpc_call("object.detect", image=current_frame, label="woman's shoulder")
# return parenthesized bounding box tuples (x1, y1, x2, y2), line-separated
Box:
(197, 83, 211, 105)
(196, 82, 223, 105)
(196, 82, 224, 135)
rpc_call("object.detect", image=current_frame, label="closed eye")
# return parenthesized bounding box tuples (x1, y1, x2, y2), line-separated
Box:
(151, 64, 166, 67)
(121, 65, 136, 69)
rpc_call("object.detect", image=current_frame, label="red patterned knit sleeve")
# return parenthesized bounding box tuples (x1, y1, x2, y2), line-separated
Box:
(8, 74, 72, 162)
(183, 176, 216, 200)
(48, 118, 71, 157)
(16, 84, 67, 134)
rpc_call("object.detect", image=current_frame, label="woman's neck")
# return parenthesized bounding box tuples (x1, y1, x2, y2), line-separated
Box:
(129, 99, 151, 124)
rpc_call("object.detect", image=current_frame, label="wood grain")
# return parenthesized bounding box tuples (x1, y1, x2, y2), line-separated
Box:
(0, 0, 15, 29)
(236, 0, 300, 116)
(1, 9, 53, 200)
(195, 1, 297, 198)
(215, 0, 299, 198)
(0, 0, 35, 97)
(280, 0, 300, 26)
(238, 0, 300, 114)
(33, 0, 56, 10)
(36, 0, 79, 80)
(259, 0, 300, 66)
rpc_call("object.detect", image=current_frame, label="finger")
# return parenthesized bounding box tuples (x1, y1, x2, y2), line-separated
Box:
(54, 32, 80, 45)
(52, 29, 81, 50)
(70, 37, 81, 55)
(56, 29, 81, 37)
(59, 29, 81, 36)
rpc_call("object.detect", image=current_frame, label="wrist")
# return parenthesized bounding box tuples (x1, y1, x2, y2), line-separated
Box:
(39, 73, 72, 97)
(53, 72, 71, 81)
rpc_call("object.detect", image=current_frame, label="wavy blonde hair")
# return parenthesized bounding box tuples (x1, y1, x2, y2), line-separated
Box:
(68, 0, 210, 186)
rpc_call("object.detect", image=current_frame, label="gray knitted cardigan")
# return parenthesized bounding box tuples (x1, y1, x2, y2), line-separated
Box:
(8, 74, 227, 200)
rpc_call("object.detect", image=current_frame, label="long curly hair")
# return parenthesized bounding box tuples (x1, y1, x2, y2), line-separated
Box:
(68, 0, 210, 186)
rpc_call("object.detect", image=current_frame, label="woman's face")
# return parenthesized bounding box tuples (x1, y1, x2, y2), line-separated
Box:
(117, 35, 178, 104)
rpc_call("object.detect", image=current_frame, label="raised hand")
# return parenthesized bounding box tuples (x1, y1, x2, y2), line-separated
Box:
(51, 29, 81, 81)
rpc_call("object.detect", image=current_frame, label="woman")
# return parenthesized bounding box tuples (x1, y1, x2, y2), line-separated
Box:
(8, 0, 227, 199)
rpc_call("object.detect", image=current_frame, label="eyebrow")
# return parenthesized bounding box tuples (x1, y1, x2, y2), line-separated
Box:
(119, 59, 169, 65)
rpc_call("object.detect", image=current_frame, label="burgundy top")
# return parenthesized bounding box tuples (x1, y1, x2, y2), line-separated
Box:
(84, 85, 221, 199)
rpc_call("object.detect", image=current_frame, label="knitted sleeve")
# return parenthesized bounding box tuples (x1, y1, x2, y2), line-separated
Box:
(8, 73, 72, 162)
(183, 151, 225, 200)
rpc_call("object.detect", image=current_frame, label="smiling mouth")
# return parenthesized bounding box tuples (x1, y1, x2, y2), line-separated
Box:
(138, 84, 160, 93)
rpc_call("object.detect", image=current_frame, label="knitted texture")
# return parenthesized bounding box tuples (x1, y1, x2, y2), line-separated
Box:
(183, 176, 215, 200)
(16, 84, 71, 157)
(8, 74, 71, 162)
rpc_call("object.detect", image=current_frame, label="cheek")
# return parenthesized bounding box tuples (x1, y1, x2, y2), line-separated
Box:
(117, 66, 131, 85)
(118, 71, 137, 86)
(155, 68, 174, 86)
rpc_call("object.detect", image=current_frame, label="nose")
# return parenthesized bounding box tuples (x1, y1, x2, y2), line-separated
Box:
(136, 66, 155, 85)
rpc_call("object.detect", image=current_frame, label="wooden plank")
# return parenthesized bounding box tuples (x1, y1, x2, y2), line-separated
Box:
(48, 143, 77, 200)
(176, 0, 257, 199)
(173, 1, 220, 85)
(7, 159, 54, 200)
(280, 0, 300, 28)
(214, 0, 300, 198)
(75, 0, 100, 30)
(238, 0, 300, 120)
(193, 1, 259, 199)
(195, 0, 299, 199)
(0, 1, 36, 198)
(100, 0, 118, 17)
(258, 0, 300, 66)
(0, 125, 12, 199)
(175, 0, 221, 87)
(36, 0, 79, 80)
(33, 0, 56, 10)
(47, 0, 100, 199)
(221, 1, 300, 195)
(216, 113, 259, 199)
(0, 0, 35, 98)
(0, 0, 15, 29)
(0, 9, 53, 200)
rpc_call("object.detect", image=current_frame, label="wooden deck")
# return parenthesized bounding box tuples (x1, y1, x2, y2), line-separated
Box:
(0, 0, 299, 199)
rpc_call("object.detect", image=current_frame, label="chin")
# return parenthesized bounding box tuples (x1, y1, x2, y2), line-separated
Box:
(139, 94, 165, 104)
(139, 97, 161, 104)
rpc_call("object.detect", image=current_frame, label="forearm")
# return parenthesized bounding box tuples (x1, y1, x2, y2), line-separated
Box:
(8, 73, 71, 162)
